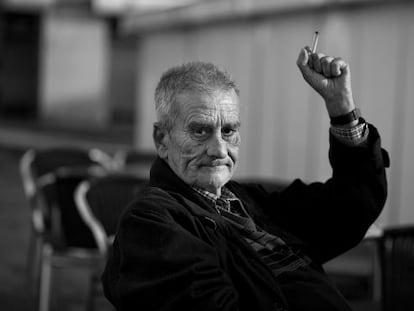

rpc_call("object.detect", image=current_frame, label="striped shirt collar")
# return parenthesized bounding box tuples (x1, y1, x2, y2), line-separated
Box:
(192, 186, 239, 212)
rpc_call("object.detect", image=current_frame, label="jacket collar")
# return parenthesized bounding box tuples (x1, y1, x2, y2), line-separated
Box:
(149, 157, 191, 193)
(149, 157, 220, 215)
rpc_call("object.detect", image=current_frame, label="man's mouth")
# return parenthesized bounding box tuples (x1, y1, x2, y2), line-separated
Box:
(201, 160, 228, 168)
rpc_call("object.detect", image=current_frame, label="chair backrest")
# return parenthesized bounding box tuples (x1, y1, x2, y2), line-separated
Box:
(19, 147, 111, 233)
(379, 225, 414, 311)
(112, 149, 156, 177)
(20, 147, 111, 199)
(39, 166, 106, 250)
(75, 173, 147, 254)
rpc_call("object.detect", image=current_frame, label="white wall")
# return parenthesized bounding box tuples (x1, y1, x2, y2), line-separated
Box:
(39, 10, 110, 128)
(131, 1, 414, 227)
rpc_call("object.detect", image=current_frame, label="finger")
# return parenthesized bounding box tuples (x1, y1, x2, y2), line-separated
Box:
(311, 53, 325, 74)
(321, 56, 334, 77)
(331, 57, 347, 77)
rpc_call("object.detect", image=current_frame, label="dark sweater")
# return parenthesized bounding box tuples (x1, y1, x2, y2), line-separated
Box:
(102, 124, 389, 311)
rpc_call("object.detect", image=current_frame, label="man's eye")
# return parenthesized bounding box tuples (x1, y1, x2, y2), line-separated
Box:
(222, 127, 236, 137)
(193, 127, 210, 137)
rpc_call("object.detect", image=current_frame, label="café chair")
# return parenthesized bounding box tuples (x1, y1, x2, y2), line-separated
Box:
(19, 147, 111, 308)
(378, 225, 414, 311)
(75, 173, 147, 255)
(111, 148, 156, 177)
(74, 174, 147, 310)
(36, 166, 107, 311)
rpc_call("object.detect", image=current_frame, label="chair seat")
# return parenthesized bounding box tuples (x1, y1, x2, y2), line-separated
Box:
(43, 245, 105, 268)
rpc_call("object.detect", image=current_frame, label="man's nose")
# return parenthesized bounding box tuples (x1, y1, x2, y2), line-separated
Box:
(206, 134, 227, 158)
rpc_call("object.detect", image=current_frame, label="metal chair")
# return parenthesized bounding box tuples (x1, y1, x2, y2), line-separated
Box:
(19, 147, 111, 310)
(74, 173, 147, 310)
(75, 173, 147, 256)
(112, 148, 156, 178)
(378, 225, 414, 311)
(37, 166, 107, 311)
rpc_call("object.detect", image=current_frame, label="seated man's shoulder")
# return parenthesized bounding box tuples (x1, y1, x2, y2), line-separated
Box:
(125, 186, 187, 218)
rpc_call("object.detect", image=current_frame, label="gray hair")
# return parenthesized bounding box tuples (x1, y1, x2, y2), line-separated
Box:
(154, 61, 239, 131)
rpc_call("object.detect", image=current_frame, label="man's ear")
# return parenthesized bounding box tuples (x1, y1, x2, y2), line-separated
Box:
(153, 123, 169, 159)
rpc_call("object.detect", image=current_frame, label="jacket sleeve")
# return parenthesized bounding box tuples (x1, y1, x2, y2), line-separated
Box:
(102, 188, 239, 311)
(262, 124, 389, 263)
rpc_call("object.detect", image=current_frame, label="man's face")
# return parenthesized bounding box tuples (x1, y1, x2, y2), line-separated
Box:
(162, 89, 241, 196)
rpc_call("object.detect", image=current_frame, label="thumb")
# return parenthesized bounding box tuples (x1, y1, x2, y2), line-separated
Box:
(296, 47, 309, 68)
(296, 47, 314, 83)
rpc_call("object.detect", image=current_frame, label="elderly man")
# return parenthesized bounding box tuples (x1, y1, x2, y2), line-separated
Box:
(102, 47, 389, 310)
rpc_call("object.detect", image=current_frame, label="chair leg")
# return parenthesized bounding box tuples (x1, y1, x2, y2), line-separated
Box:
(39, 245, 52, 311)
(26, 232, 41, 283)
(86, 274, 96, 311)
(26, 232, 43, 306)
(372, 244, 382, 303)
(87, 270, 104, 311)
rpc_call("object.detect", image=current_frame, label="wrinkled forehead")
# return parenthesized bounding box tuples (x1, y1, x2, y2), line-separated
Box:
(175, 90, 240, 124)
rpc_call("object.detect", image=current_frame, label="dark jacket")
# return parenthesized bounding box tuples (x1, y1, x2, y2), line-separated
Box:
(102, 124, 389, 311)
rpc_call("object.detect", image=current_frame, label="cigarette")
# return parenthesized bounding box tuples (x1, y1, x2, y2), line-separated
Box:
(311, 31, 319, 53)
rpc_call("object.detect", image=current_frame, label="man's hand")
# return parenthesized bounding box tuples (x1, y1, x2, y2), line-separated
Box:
(297, 47, 355, 117)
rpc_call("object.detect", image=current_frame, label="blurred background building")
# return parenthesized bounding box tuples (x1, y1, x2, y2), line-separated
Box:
(0, 0, 413, 310)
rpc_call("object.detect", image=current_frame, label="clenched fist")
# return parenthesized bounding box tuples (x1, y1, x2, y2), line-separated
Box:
(297, 47, 356, 119)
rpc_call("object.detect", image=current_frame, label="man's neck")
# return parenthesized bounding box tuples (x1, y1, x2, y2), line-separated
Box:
(193, 186, 221, 201)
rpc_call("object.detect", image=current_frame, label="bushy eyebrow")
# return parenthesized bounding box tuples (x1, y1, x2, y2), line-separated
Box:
(188, 120, 240, 129)
(188, 121, 210, 129)
(224, 121, 241, 129)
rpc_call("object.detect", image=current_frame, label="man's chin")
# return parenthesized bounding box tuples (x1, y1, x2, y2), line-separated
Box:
(197, 174, 231, 192)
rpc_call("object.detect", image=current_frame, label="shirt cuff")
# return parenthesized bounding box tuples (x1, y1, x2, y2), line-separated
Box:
(330, 119, 369, 146)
